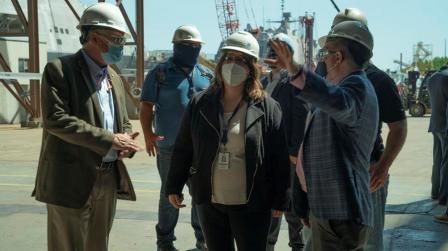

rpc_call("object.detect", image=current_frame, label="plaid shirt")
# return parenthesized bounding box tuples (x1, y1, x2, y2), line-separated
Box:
(295, 71, 378, 226)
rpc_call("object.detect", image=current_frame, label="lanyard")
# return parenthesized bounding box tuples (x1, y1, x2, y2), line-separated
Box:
(220, 99, 243, 146)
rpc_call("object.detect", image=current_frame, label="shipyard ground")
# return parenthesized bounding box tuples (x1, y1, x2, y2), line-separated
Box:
(0, 116, 447, 251)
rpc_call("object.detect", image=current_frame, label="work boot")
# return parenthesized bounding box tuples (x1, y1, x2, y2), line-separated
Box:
(434, 214, 448, 224)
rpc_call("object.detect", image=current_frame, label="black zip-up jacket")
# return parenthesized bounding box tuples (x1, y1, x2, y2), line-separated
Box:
(165, 89, 291, 211)
(261, 70, 308, 156)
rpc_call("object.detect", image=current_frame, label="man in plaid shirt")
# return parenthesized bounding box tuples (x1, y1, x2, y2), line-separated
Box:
(267, 20, 378, 250)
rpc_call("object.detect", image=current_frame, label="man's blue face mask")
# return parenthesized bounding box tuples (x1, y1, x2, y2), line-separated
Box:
(173, 42, 201, 68)
(97, 34, 125, 65)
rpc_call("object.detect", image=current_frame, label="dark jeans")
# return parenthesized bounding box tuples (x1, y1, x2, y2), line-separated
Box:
(197, 203, 271, 251)
(432, 132, 448, 201)
(267, 163, 304, 251)
(156, 147, 204, 247)
(309, 212, 369, 251)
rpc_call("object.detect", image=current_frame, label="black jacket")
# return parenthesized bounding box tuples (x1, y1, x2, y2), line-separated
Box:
(261, 70, 308, 156)
(165, 89, 291, 211)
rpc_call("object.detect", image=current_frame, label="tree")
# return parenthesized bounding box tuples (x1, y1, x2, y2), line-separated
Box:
(414, 57, 448, 73)
(432, 57, 448, 70)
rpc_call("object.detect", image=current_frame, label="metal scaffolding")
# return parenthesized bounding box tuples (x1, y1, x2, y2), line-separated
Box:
(0, 0, 145, 127)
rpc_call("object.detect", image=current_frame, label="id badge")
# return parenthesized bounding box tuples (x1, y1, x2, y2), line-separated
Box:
(217, 152, 230, 170)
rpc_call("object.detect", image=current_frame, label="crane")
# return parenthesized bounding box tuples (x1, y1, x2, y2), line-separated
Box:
(215, 0, 240, 39)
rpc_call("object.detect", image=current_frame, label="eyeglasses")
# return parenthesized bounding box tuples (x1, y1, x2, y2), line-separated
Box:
(316, 49, 338, 62)
(223, 54, 248, 65)
(94, 31, 127, 46)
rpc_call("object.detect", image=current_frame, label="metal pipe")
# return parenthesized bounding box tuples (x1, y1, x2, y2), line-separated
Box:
(28, 0, 41, 121)
(135, 0, 144, 88)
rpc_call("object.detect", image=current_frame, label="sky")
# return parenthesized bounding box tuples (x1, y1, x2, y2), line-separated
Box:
(81, 0, 448, 71)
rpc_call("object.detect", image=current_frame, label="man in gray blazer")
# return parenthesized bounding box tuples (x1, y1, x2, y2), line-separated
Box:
(428, 66, 448, 205)
(33, 3, 141, 250)
(268, 20, 378, 250)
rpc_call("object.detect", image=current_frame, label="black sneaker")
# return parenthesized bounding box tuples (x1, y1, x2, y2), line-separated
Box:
(157, 243, 179, 251)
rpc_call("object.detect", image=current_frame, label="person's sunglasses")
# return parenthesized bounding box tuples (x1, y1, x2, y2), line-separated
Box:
(316, 49, 338, 62)
(95, 31, 126, 46)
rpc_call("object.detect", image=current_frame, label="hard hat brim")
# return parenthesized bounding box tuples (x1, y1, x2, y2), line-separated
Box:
(318, 34, 372, 56)
(172, 38, 205, 44)
(77, 24, 131, 38)
(221, 46, 259, 60)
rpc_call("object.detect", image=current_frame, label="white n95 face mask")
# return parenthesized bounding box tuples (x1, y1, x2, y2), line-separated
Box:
(221, 63, 248, 86)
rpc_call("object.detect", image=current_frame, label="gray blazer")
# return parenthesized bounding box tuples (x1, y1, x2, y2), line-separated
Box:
(32, 50, 136, 209)
(428, 69, 448, 133)
(293, 71, 378, 226)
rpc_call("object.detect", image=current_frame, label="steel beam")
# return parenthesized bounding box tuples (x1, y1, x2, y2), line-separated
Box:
(135, 0, 144, 88)
(0, 32, 28, 37)
(118, 4, 137, 43)
(64, 0, 81, 21)
(11, 0, 28, 33)
(0, 79, 34, 115)
(28, 0, 41, 123)
(0, 52, 32, 103)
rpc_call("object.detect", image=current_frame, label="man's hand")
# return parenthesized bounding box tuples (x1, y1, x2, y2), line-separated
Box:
(112, 133, 142, 152)
(272, 210, 283, 218)
(289, 155, 298, 165)
(145, 133, 164, 157)
(264, 39, 297, 73)
(118, 132, 140, 159)
(168, 194, 186, 209)
(369, 162, 390, 192)
(300, 217, 310, 228)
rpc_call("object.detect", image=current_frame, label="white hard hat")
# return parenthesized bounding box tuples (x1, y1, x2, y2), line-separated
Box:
(77, 2, 129, 37)
(272, 33, 295, 52)
(221, 31, 260, 60)
(172, 25, 204, 44)
(333, 8, 368, 27)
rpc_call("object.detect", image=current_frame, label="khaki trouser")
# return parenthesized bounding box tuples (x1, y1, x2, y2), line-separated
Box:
(47, 168, 117, 251)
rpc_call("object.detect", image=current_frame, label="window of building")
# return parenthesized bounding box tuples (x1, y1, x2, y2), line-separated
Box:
(54, 26, 58, 33)
(65, 29, 69, 34)
(56, 39, 62, 45)
(60, 28, 64, 34)
(18, 58, 29, 73)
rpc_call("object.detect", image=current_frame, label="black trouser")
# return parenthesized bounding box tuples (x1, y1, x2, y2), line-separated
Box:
(196, 203, 271, 251)
(267, 163, 304, 251)
(432, 132, 448, 202)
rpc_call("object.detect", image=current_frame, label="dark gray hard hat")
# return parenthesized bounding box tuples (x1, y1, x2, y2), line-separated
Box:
(319, 20, 373, 56)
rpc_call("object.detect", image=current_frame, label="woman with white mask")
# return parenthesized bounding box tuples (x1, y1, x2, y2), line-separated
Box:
(165, 31, 291, 251)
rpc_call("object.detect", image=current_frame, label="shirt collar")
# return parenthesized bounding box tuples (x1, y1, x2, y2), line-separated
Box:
(81, 49, 108, 85)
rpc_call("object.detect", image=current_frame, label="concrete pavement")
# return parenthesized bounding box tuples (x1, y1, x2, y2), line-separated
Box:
(0, 116, 447, 251)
